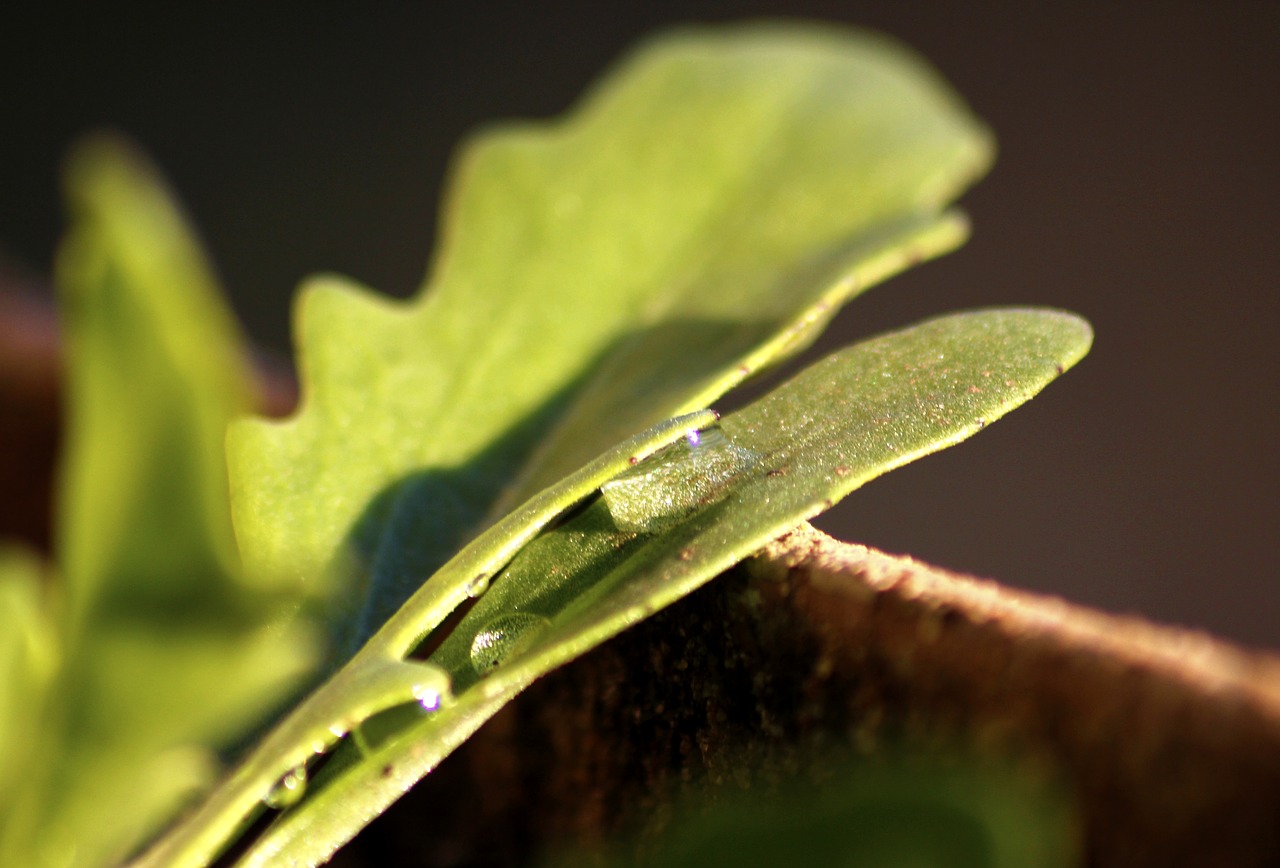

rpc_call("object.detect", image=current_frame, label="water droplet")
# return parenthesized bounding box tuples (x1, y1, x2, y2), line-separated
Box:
(601, 425, 760, 533)
(465, 573, 491, 598)
(469, 612, 551, 675)
(264, 765, 307, 810)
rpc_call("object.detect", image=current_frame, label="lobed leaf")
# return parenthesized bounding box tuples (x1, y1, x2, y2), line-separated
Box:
(226, 22, 994, 652)
(238, 309, 1092, 866)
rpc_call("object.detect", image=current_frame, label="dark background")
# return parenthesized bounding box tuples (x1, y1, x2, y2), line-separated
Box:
(3, 3, 1276, 649)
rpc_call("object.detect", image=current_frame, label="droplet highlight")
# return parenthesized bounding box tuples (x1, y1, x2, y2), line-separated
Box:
(414, 682, 444, 712)
(469, 612, 551, 675)
(344, 658, 454, 722)
(601, 425, 760, 533)
(465, 573, 491, 599)
(264, 765, 308, 810)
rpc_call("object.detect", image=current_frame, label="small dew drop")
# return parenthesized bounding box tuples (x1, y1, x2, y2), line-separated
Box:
(469, 612, 551, 675)
(328, 723, 347, 739)
(310, 739, 327, 755)
(465, 573, 491, 599)
(264, 765, 308, 810)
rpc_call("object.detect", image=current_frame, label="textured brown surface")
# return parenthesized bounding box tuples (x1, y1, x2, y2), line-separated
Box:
(0, 283, 62, 553)
(345, 525, 1280, 868)
(751, 527, 1280, 866)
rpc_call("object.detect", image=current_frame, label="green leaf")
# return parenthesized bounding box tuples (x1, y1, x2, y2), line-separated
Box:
(0, 546, 56, 824)
(127, 412, 717, 868)
(226, 22, 993, 649)
(237, 309, 1091, 866)
(560, 755, 1078, 868)
(0, 137, 318, 868)
(56, 137, 253, 625)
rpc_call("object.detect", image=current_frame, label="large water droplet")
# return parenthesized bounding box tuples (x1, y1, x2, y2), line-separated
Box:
(469, 612, 551, 675)
(264, 765, 307, 810)
(601, 425, 759, 533)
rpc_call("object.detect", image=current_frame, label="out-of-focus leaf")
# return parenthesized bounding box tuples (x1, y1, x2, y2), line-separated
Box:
(227, 22, 993, 651)
(239, 309, 1091, 866)
(55, 138, 252, 624)
(557, 756, 1079, 868)
(0, 138, 317, 868)
(0, 546, 56, 823)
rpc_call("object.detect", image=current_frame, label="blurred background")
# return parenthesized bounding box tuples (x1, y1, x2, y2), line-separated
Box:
(2, 3, 1276, 649)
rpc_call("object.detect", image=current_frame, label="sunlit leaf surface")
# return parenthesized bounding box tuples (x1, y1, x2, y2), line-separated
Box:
(239, 309, 1091, 866)
(227, 22, 993, 651)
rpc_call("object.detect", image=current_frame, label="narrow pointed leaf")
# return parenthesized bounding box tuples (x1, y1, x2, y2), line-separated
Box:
(239, 308, 1092, 866)
(127, 412, 716, 868)
(227, 23, 993, 650)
